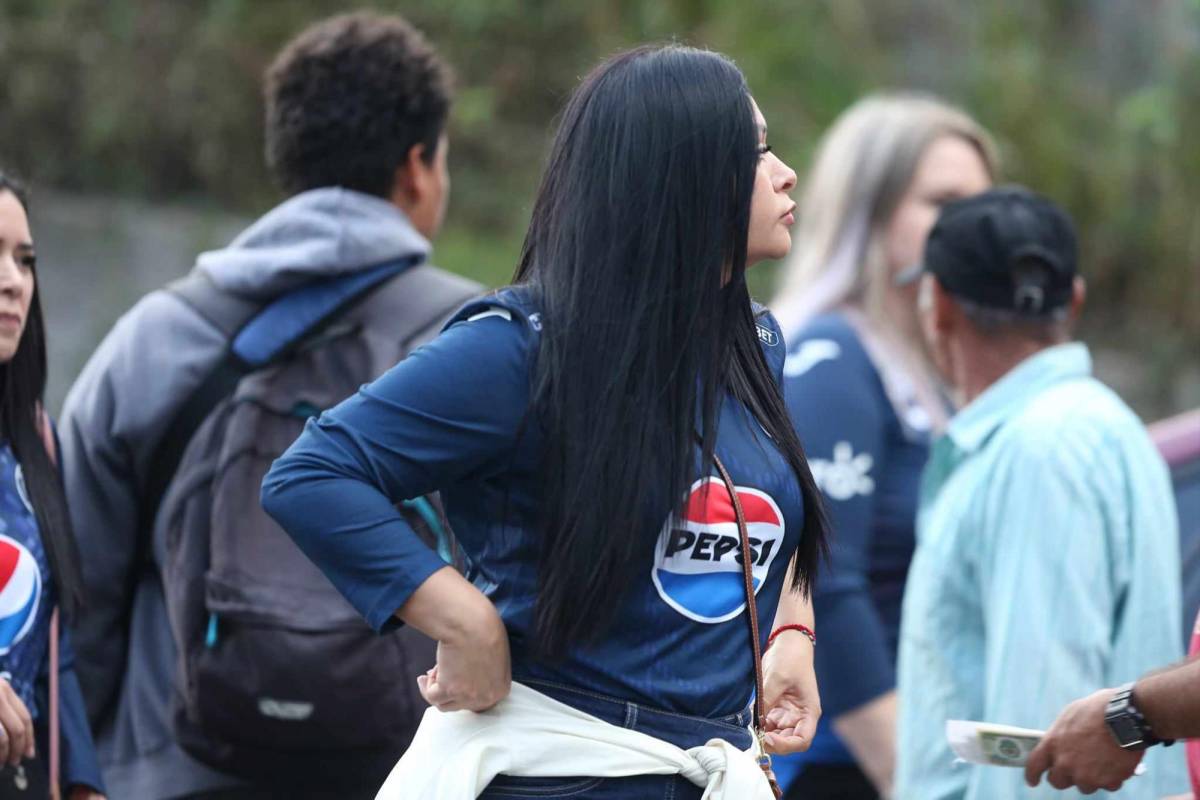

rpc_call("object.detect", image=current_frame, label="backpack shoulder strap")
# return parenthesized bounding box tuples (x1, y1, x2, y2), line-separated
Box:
(138, 275, 261, 541)
(368, 264, 482, 352)
(139, 258, 417, 538)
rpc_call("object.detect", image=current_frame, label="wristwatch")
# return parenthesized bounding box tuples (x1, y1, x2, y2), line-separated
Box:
(1104, 682, 1172, 750)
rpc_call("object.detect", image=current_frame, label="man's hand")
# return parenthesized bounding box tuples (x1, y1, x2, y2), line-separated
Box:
(1025, 688, 1143, 794)
(761, 630, 821, 754)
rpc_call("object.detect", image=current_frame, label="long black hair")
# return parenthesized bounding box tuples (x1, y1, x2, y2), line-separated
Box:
(0, 173, 83, 618)
(515, 46, 827, 657)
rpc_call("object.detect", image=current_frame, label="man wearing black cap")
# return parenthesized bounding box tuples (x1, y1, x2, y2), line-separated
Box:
(894, 186, 1187, 799)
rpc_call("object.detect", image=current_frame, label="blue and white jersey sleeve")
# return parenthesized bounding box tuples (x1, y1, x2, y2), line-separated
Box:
(783, 317, 893, 716)
(261, 308, 534, 632)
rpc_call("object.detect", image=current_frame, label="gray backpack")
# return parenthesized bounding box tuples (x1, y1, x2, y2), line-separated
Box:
(145, 261, 478, 788)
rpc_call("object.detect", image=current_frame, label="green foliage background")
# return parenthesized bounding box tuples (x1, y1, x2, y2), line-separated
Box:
(1, 0, 1198, 414)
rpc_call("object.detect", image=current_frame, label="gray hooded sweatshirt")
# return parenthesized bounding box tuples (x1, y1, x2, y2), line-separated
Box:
(59, 188, 480, 799)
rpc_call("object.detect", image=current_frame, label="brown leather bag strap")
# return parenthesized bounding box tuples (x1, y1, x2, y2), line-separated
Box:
(711, 453, 782, 798)
(711, 455, 767, 726)
(49, 609, 60, 800)
(34, 409, 62, 798)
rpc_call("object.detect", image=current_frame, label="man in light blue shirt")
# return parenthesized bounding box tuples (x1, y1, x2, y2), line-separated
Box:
(895, 187, 1187, 799)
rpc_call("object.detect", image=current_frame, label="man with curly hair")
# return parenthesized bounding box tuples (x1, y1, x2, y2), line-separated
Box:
(59, 13, 480, 799)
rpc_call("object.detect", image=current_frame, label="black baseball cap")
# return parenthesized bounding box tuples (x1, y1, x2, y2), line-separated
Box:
(898, 185, 1078, 316)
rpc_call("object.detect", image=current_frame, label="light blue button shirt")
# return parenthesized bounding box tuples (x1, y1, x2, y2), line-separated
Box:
(896, 342, 1187, 799)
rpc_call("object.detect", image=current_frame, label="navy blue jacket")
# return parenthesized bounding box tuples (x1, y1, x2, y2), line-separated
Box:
(263, 287, 808, 718)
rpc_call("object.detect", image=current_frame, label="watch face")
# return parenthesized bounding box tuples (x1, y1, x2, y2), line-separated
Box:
(1108, 714, 1144, 747)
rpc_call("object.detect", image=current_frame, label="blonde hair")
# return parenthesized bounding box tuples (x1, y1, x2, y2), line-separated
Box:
(772, 93, 999, 339)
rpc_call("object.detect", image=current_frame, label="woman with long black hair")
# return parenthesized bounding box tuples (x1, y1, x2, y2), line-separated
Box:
(0, 175, 104, 799)
(264, 44, 827, 799)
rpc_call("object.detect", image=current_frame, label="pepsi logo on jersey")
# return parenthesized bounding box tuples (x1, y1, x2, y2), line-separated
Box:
(651, 477, 785, 623)
(0, 535, 40, 656)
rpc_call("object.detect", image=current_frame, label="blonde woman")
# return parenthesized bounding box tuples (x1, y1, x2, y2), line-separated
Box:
(771, 94, 996, 800)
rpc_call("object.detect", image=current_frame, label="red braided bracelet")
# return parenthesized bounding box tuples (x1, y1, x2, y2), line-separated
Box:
(766, 623, 816, 650)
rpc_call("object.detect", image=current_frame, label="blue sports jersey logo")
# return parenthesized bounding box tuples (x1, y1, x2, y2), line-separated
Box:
(756, 324, 779, 347)
(0, 535, 40, 656)
(651, 477, 784, 623)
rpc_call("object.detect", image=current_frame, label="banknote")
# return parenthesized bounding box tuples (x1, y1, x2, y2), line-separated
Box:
(978, 727, 1042, 766)
(946, 720, 1043, 767)
(945, 719, 1147, 775)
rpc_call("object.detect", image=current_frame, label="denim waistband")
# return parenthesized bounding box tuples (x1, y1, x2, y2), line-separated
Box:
(520, 678, 754, 752)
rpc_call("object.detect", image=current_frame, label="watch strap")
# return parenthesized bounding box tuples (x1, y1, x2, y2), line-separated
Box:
(1105, 682, 1172, 750)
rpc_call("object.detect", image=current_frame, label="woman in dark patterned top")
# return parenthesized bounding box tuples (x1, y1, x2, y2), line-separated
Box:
(0, 173, 103, 799)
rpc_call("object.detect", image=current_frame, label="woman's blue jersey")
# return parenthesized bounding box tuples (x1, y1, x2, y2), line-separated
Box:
(0, 443, 53, 715)
(263, 286, 808, 718)
(778, 311, 928, 768)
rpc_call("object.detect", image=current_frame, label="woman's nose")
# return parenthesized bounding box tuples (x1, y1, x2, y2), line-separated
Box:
(776, 160, 797, 194)
(0, 255, 24, 297)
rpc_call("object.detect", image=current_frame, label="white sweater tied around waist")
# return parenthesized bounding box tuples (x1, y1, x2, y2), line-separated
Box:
(376, 681, 776, 799)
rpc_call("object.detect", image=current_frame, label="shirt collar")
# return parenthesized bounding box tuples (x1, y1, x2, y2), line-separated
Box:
(945, 342, 1092, 453)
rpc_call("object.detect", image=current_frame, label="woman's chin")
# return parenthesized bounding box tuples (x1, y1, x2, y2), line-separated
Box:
(766, 236, 793, 262)
(747, 232, 793, 267)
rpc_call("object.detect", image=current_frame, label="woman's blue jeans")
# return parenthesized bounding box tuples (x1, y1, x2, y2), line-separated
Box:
(479, 679, 754, 800)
